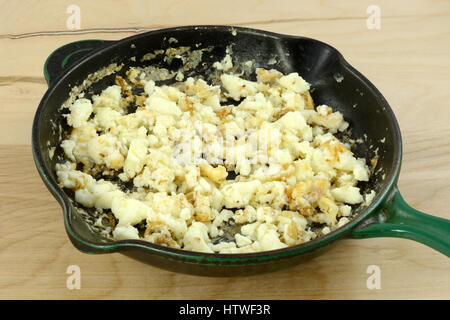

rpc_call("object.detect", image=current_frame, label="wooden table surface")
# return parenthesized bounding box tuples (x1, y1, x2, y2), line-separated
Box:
(0, 0, 449, 300)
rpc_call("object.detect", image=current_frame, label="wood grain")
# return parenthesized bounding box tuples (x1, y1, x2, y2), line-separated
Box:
(0, 0, 449, 300)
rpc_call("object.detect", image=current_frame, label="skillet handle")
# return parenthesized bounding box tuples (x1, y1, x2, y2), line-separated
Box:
(43, 39, 112, 86)
(351, 187, 450, 257)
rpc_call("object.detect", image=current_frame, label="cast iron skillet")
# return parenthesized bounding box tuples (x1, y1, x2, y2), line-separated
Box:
(32, 26, 450, 276)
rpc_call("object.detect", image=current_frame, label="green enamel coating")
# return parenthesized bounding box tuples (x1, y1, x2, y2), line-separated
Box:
(43, 52, 53, 84)
(61, 48, 94, 69)
(352, 187, 450, 257)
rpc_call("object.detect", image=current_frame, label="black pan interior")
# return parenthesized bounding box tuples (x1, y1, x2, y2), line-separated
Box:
(35, 26, 400, 244)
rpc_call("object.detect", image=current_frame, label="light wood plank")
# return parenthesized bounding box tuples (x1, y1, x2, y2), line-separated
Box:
(1, 0, 449, 37)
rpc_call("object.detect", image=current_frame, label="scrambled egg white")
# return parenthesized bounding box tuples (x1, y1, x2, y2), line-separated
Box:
(56, 56, 375, 253)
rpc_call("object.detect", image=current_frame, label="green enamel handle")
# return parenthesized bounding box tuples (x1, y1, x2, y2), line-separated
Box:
(351, 187, 450, 257)
(43, 39, 112, 86)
